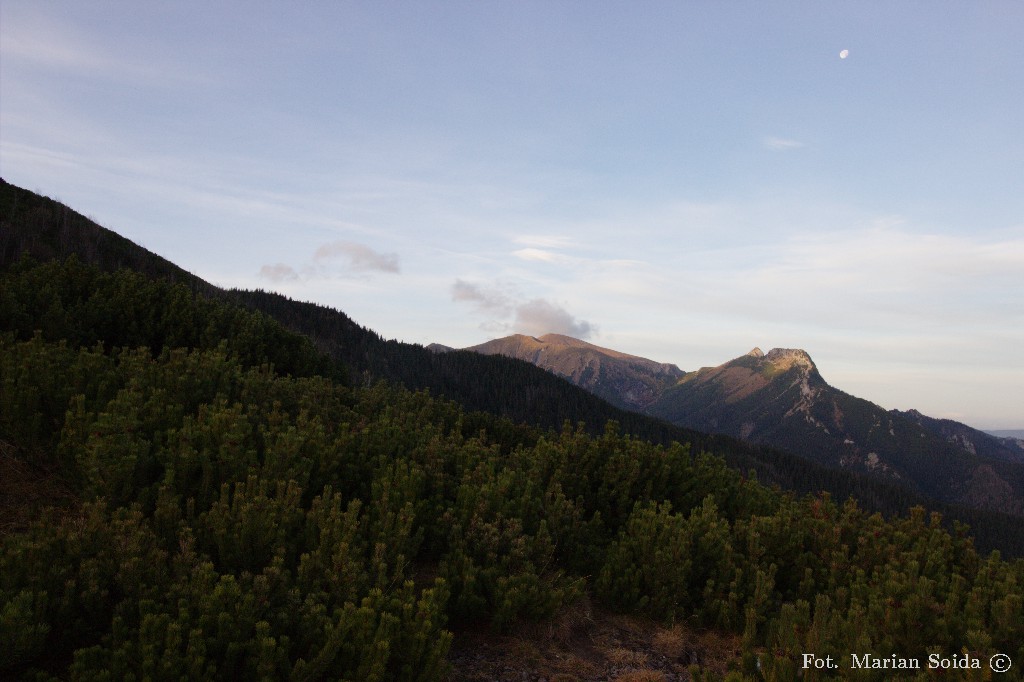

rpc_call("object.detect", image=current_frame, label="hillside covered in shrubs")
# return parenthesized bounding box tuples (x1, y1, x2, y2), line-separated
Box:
(2, 255, 1023, 680)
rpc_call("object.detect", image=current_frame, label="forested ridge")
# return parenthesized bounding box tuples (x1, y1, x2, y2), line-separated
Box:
(222, 286, 1024, 558)
(0, 239, 1022, 678)
(5, 179, 1024, 557)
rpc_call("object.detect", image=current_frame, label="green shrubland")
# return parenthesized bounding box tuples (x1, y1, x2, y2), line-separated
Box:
(2, 259, 1022, 680)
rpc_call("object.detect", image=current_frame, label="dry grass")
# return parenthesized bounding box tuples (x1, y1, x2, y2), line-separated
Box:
(651, 624, 687, 660)
(612, 671, 667, 682)
(445, 606, 745, 681)
(541, 593, 594, 646)
(694, 627, 744, 667)
(553, 655, 602, 680)
(606, 647, 649, 668)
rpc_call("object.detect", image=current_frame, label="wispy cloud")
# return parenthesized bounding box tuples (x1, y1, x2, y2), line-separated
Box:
(451, 279, 595, 339)
(624, 220, 1024, 340)
(763, 136, 804, 151)
(260, 240, 400, 283)
(512, 247, 564, 263)
(751, 223, 1024, 295)
(514, 299, 594, 339)
(314, 241, 400, 273)
(258, 263, 299, 282)
(451, 279, 514, 316)
(512, 234, 575, 249)
(0, 11, 210, 86)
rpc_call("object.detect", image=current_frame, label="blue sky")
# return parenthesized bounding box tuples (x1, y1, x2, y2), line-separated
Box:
(2, 1, 1022, 429)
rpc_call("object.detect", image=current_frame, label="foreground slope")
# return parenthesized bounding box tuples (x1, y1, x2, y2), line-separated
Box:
(3, 257, 1023, 680)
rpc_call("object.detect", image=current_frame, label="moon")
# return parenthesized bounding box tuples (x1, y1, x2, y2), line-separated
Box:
(840, 49, 849, 59)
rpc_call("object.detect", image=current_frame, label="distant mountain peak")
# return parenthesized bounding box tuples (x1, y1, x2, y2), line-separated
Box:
(672, 347, 822, 410)
(462, 333, 684, 410)
(763, 348, 816, 371)
(742, 347, 815, 371)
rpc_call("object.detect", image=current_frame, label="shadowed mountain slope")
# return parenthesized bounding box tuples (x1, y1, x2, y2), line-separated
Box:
(896, 408, 1024, 464)
(0, 179, 217, 297)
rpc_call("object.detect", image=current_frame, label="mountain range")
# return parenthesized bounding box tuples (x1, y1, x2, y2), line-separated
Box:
(4, 177, 1024, 555)
(449, 333, 685, 411)
(441, 333, 1024, 515)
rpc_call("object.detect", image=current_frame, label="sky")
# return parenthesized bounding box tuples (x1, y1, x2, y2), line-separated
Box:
(1, 2, 1022, 429)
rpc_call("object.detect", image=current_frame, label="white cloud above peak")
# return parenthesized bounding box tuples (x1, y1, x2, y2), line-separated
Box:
(514, 299, 594, 339)
(451, 279, 595, 340)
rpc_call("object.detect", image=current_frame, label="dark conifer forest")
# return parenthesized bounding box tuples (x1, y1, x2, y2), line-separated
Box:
(2, 180, 1023, 679)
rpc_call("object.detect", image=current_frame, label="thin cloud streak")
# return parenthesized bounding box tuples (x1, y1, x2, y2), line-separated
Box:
(314, 241, 400, 273)
(763, 136, 804, 151)
(511, 235, 575, 249)
(512, 248, 565, 263)
(0, 12, 212, 86)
